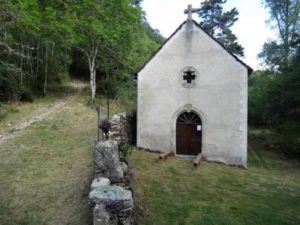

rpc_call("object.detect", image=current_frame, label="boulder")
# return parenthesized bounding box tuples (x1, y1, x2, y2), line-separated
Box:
(120, 162, 128, 175)
(93, 140, 124, 182)
(89, 186, 134, 212)
(111, 115, 121, 124)
(93, 204, 117, 225)
(118, 211, 134, 225)
(91, 177, 110, 190)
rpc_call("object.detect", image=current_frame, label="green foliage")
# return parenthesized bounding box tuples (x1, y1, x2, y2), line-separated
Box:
(248, 70, 280, 126)
(0, 0, 160, 104)
(260, 0, 300, 72)
(0, 61, 21, 102)
(253, 0, 300, 159)
(198, 0, 244, 57)
(142, 20, 165, 45)
(276, 121, 300, 159)
(118, 142, 132, 160)
(250, 48, 300, 159)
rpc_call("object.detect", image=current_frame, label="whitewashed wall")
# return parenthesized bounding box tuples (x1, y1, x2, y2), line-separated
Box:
(137, 21, 248, 167)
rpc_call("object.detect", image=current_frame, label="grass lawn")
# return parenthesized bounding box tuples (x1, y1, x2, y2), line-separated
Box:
(0, 84, 135, 225)
(1, 85, 299, 225)
(131, 136, 300, 225)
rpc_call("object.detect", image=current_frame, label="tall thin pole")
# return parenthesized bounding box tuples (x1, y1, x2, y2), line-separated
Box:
(106, 70, 110, 119)
(96, 106, 100, 141)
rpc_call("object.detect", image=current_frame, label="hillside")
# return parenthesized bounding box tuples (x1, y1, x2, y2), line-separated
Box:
(0, 83, 299, 225)
(0, 82, 129, 225)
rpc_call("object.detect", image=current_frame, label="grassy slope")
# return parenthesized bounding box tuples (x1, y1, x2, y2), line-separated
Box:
(0, 85, 131, 225)
(0, 94, 95, 225)
(0, 86, 299, 225)
(131, 137, 300, 225)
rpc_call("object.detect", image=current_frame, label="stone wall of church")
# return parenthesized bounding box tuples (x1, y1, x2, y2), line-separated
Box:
(137, 21, 248, 167)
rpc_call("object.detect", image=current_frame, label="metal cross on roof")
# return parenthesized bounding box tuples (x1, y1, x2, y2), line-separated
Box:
(183, 69, 196, 84)
(184, 4, 201, 21)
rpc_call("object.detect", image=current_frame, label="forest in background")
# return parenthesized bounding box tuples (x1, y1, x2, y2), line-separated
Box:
(248, 0, 300, 159)
(0, 0, 299, 159)
(0, 0, 163, 104)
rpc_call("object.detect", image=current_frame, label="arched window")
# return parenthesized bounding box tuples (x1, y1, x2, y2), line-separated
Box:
(176, 112, 201, 124)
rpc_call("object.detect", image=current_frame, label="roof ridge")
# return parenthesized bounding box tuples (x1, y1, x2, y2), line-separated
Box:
(136, 20, 253, 76)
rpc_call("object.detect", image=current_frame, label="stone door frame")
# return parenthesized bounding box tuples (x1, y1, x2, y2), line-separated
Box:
(171, 105, 207, 156)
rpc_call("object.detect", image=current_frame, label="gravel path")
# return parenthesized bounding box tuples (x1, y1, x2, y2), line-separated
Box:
(0, 81, 87, 143)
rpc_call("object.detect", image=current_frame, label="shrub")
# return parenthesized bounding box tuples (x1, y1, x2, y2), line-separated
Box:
(276, 121, 300, 160)
(99, 119, 111, 140)
(118, 142, 132, 160)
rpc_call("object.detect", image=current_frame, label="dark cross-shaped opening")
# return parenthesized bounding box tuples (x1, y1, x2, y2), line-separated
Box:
(183, 70, 196, 84)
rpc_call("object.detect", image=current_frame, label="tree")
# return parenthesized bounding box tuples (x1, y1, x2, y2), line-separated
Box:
(198, 0, 244, 57)
(71, 0, 143, 104)
(259, 0, 300, 72)
(250, 47, 300, 158)
(0, 0, 161, 105)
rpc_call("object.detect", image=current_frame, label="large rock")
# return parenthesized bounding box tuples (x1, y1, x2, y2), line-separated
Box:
(120, 162, 128, 175)
(91, 177, 110, 190)
(94, 140, 124, 182)
(109, 113, 129, 143)
(118, 211, 134, 225)
(89, 186, 133, 212)
(93, 204, 117, 225)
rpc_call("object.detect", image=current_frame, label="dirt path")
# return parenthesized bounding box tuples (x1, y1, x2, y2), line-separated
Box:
(0, 80, 88, 143)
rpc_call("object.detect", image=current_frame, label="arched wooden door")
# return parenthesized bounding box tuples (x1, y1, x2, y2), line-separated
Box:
(176, 112, 202, 155)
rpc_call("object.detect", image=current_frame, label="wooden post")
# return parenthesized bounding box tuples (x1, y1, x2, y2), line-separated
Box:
(193, 153, 202, 167)
(159, 151, 175, 163)
(96, 106, 100, 142)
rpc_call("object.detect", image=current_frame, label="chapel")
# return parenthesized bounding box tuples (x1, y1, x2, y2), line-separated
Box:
(137, 5, 252, 167)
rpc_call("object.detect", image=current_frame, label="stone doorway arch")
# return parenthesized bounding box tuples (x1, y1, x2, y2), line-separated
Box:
(176, 111, 202, 155)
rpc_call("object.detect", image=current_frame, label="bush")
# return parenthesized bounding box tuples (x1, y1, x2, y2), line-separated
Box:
(99, 119, 111, 140)
(276, 121, 300, 159)
(118, 142, 132, 160)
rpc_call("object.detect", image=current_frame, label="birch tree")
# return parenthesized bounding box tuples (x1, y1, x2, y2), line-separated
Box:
(70, 1, 104, 103)
(72, 0, 142, 104)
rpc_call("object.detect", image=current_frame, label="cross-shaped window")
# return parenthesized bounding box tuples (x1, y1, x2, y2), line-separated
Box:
(183, 70, 196, 84)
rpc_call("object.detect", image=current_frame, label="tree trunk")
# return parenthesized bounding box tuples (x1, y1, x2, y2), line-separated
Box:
(36, 39, 40, 79)
(43, 43, 48, 95)
(20, 46, 24, 85)
(87, 46, 98, 104)
(106, 70, 110, 119)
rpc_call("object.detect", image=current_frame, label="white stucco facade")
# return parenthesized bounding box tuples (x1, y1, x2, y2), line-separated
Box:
(137, 21, 250, 167)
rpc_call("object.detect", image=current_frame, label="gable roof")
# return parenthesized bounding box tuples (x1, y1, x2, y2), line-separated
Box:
(137, 20, 253, 76)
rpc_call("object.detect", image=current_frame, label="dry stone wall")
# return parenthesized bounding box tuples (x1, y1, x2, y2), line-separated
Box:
(89, 140, 134, 225)
(108, 113, 128, 143)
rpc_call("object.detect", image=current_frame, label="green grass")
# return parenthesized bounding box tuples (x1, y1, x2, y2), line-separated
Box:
(0, 81, 78, 133)
(131, 138, 300, 225)
(0, 84, 134, 225)
(0, 104, 19, 121)
(0, 93, 96, 225)
(1, 87, 299, 225)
